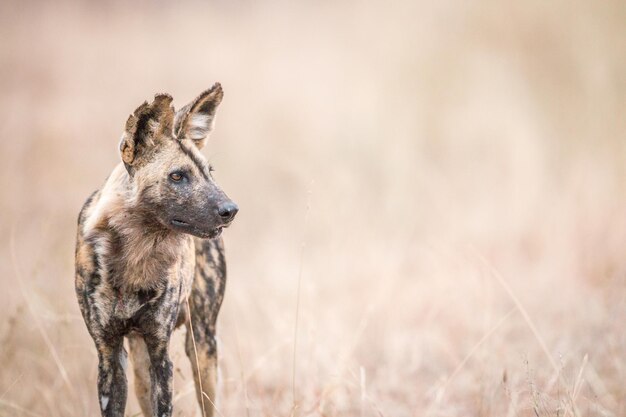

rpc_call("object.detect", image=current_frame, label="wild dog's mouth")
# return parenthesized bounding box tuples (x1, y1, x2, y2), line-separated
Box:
(170, 219, 231, 239)
(171, 219, 189, 227)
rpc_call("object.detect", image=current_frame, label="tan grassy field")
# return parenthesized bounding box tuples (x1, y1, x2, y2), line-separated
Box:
(0, 1, 625, 416)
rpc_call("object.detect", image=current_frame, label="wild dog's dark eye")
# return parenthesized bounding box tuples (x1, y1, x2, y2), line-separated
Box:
(169, 172, 184, 182)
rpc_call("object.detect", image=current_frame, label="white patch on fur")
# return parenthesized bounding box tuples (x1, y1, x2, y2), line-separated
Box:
(82, 193, 112, 234)
(119, 349, 128, 372)
(187, 114, 213, 140)
(100, 395, 109, 411)
(82, 164, 127, 234)
(92, 235, 111, 274)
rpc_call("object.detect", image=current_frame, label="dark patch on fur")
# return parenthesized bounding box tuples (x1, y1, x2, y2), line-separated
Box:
(137, 289, 157, 305)
(176, 140, 209, 180)
(78, 190, 99, 225)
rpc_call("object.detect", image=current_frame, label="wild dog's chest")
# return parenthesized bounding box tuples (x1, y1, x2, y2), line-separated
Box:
(110, 287, 160, 320)
(94, 232, 196, 321)
(100, 230, 195, 290)
(101, 259, 195, 327)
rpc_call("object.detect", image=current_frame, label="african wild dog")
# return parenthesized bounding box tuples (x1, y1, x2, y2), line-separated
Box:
(75, 83, 237, 417)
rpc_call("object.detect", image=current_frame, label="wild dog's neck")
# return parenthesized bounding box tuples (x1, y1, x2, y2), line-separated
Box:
(104, 163, 173, 237)
(108, 209, 187, 291)
(87, 164, 190, 291)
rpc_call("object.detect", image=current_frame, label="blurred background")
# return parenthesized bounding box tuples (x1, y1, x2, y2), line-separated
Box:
(0, 1, 624, 416)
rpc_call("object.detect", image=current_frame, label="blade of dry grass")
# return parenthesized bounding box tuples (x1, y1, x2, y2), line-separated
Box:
(291, 181, 314, 416)
(0, 373, 22, 400)
(185, 298, 226, 417)
(347, 367, 386, 417)
(9, 228, 77, 401)
(0, 398, 47, 417)
(474, 251, 581, 417)
(584, 360, 619, 411)
(428, 306, 517, 413)
(572, 353, 588, 401)
(233, 309, 252, 417)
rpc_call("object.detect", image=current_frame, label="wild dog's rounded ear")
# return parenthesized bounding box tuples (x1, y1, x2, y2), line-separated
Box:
(173, 83, 223, 150)
(120, 94, 175, 166)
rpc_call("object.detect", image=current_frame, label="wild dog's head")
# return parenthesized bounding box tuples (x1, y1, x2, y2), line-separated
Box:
(119, 83, 237, 239)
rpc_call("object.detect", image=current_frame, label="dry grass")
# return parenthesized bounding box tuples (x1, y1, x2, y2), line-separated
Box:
(0, 1, 625, 416)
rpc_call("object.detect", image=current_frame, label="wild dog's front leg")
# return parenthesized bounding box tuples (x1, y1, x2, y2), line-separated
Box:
(95, 338, 128, 417)
(142, 293, 181, 417)
(128, 335, 153, 416)
(144, 335, 174, 417)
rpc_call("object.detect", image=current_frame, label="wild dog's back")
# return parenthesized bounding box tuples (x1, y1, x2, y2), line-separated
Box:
(74, 188, 101, 328)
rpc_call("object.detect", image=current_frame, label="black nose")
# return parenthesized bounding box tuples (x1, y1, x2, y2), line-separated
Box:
(217, 201, 239, 221)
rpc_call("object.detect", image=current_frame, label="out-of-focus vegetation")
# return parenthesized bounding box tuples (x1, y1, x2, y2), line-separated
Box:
(0, 1, 624, 416)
